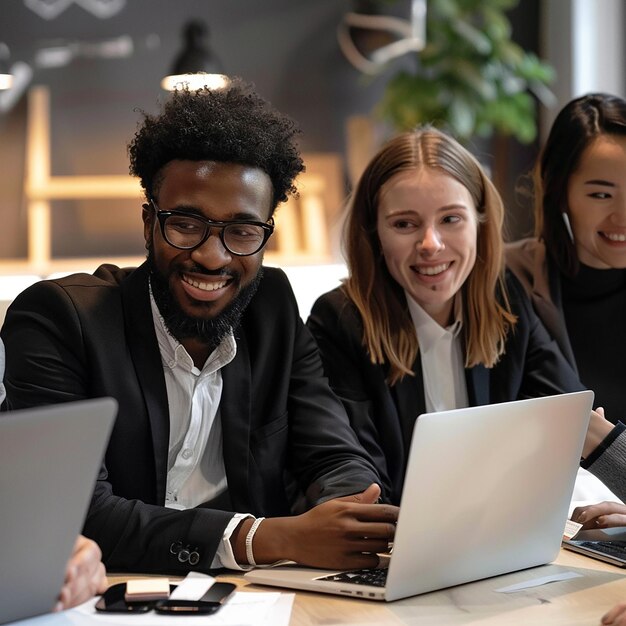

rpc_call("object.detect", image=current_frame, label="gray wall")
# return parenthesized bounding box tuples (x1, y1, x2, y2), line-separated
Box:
(542, 0, 625, 136)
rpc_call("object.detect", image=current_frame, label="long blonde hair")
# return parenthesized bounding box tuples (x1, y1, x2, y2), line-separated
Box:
(343, 127, 516, 385)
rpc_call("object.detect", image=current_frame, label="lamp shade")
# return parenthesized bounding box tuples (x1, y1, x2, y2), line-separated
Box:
(161, 20, 228, 91)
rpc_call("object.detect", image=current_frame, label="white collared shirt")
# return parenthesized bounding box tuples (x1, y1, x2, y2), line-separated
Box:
(406, 294, 469, 413)
(149, 292, 251, 570)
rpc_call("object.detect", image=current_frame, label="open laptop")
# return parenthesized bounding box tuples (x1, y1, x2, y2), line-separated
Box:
(0, 397, 117, 624)
(245, 390, 594, 601)
(563, 526, 626, 567)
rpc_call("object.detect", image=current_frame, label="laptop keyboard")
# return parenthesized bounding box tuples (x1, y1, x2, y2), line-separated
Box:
(318, 568, 388, 587)
(576, 540, 626, 561)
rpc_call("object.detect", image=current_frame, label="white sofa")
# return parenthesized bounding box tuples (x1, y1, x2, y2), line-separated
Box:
(0, 263, 348, 327)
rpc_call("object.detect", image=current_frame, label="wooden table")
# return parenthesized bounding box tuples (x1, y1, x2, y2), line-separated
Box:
(108, 549, 626, 625)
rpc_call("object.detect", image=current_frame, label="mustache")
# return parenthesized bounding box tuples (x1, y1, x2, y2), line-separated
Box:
(178, 264, 238, 280)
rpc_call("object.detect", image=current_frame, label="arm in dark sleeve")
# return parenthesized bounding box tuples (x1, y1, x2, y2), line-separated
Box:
(86, 476, 233, 573)
(241, 269, 386, 507)
(583, 423, 626, 503)
(2, 281, 89, 407)
(306, 288, 394, 500)
(287, 308, 384, 504)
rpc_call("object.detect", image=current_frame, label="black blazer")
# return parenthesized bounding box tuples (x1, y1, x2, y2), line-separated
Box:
(1, 264, 380, 573)
(306, 273, 585, 505)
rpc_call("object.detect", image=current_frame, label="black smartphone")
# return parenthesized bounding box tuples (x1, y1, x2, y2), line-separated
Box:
(95, 583, 177, 613)
(155, 581, 236, 614)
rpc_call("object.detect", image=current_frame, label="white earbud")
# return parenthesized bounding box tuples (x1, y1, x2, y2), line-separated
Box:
(561, 212, 574, 243)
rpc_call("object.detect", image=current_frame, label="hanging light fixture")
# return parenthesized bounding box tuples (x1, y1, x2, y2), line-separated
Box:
(161, 19, 228, 91)
(0, 43, 14, 90)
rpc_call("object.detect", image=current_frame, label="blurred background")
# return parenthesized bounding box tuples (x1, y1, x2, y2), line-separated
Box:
(0, 0, 623, 286)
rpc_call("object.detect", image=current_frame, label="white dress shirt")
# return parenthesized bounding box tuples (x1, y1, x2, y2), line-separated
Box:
(149, 292, 251, 570)
(406, 293, 469, 413)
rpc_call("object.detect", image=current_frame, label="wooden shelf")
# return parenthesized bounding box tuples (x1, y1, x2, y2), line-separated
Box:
(15, 86, 343, 274)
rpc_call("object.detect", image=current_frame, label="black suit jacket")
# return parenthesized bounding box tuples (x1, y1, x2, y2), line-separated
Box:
(306, 273, 585, 505)
(1, 263, 381, 573)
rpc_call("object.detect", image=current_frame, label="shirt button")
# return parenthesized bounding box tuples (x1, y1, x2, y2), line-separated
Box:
(182, 449, 193, 460)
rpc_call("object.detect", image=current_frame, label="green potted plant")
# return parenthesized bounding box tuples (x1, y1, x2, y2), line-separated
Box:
(375, 0, 555, 144)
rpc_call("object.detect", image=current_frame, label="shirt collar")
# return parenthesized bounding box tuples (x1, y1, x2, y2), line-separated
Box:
(148, 282, 236, 375)
(406, 292, 463, 354)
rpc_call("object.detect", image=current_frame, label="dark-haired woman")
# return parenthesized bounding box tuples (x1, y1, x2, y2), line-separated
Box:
(507, 93, 626, 521)
(507, 93, 626, 424)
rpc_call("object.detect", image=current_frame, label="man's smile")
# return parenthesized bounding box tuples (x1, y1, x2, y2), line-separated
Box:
(182, 273, 230, 292)
(178, 271, 234, 303)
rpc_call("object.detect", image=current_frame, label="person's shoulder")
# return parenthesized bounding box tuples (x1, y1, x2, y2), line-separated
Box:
(505, 238, 545, 295)
(502, 267, 535, 321)
(257, 265, 290, 288)
(242, 266, 299, 323)
(252, 266, 294, 303)
(308, 285, 362, 334)
(505, 236, 542, 254)
(505, 237, 543, 271)
(53, 264, 138, 288)
(10, 264, 141, 311)
(311, 284, 350, 313)
(503, 267, 525, 293)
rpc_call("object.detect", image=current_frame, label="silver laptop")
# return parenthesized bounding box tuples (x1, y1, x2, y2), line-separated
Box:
(0, 397, 117, 624)
(563, 526, 626, 567)
(245, 390, 593, 601)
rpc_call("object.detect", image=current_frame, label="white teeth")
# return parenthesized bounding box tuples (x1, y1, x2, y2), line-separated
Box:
(605, 233, 626, 242)
(183, 275, 227, 291)
(416, 263, 449, 276)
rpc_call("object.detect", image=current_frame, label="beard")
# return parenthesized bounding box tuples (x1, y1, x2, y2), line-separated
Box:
(146, 247, 263, 351)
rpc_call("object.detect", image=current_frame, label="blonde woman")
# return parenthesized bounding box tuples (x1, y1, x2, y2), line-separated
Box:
(307, 127, 619, 504)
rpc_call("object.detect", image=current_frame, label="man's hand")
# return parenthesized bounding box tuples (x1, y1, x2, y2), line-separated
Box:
(54, 535, 107, 611)
(233, 483, 399, 570)
(571, 501, 626, 531)
(284, 483, 397, 569)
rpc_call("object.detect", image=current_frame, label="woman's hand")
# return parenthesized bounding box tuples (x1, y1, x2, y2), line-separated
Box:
(54, 535, 107, 611)
(571, 501, 626, 531)
(582, 407, 615, 459)
(602, 601, 626, 625)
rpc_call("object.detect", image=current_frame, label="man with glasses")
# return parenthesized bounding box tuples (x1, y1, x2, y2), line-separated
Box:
(1, 80, 397, 574)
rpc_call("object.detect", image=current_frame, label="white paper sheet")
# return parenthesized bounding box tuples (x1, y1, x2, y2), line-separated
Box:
(11, 591, 293, 626)
(494, 570, 583, 593)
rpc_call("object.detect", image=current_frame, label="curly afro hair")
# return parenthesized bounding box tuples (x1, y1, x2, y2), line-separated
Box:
(128, 78, 304, 211)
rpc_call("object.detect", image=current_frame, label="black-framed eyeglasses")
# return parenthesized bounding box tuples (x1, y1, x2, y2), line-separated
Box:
(151, 199, 274, 256)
